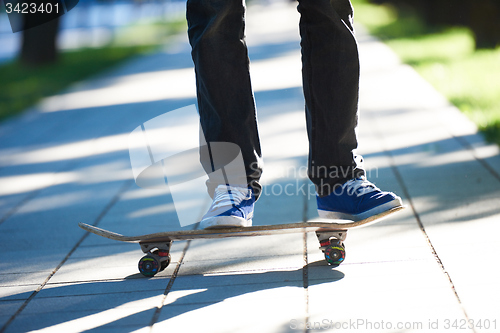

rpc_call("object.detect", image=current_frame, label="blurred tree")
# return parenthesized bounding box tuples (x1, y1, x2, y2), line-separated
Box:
(468, 0, 500, 49)
(20, 16, 60, 66)
(368, 0, 500, 49)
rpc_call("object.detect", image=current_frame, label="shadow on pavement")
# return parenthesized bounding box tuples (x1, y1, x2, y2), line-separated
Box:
(2, 265, 344, 332)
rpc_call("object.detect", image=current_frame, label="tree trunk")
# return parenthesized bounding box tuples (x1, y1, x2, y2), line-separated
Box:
(20, 16, 60, 66)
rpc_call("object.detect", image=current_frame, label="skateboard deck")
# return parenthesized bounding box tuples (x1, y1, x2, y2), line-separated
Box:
(79, 206, 404, 276)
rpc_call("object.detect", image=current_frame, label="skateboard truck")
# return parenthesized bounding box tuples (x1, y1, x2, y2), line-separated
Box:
(138, 241, 172, 277)
(316, 230, 347, 267)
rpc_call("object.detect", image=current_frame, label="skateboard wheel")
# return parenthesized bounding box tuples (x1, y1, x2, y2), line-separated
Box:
(138, 255, 160, 277)
(151, 249, 171, 272)
(324, 243, 346, 267)
(159, 253, 171, 272)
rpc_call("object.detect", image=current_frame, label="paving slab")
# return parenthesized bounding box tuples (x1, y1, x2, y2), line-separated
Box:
(0, 301, 25, 325)
(357, 27, 500, 333)
(154, 285, 306, 333)
(7, 306, 158, 333)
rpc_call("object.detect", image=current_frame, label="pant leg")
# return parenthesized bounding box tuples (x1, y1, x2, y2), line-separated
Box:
(298, 0, 365, 196)
(186, 0, 263, 197)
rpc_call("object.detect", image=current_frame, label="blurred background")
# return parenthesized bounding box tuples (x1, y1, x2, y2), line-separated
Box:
(0, 0, 499, 146)
(0, 0, 187, 120)
(0, 0, 187, 63)
(352, 0, 500, 146)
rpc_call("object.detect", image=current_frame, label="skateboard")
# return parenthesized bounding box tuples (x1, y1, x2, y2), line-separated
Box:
(79, 206, 404, 277)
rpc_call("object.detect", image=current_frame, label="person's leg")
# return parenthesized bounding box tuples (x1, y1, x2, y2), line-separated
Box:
(298, 0, 402, 221)
(187, 0, 263, 198)
(298, 0, 363, 197)
(187, 0, 261, 228)
(298, 0, 364, 197)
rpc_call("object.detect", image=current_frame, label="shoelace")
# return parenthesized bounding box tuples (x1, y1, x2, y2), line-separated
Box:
(343, 177, 380, 197)
(211, 185, 250, 209)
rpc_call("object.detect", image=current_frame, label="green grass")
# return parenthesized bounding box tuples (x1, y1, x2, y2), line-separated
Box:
(112, 18, 187, 47)
(352, 0, 500, 145)
(0, 18, 186, 122)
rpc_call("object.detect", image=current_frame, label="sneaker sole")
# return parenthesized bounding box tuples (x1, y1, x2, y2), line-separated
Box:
(318, 197, 403, 222)
(200, 216, 253, 229)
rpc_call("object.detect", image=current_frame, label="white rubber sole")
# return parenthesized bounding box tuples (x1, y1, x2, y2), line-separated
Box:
(199, 216, 253, 229)
(318, 197, 403, 222)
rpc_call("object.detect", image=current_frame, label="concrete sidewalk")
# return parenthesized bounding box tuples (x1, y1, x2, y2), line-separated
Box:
(1, 1, 500, 332)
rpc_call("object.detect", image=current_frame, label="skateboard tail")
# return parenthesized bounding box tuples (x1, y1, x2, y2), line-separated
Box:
(352, 205, 405, 227)
(78, 222, 138, 243)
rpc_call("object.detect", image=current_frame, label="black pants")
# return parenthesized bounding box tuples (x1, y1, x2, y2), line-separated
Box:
(187, 0, 364, 198)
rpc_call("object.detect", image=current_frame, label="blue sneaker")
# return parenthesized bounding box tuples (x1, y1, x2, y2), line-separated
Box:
(317, 176, 402, 222)
(199, 185, 255, 229)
